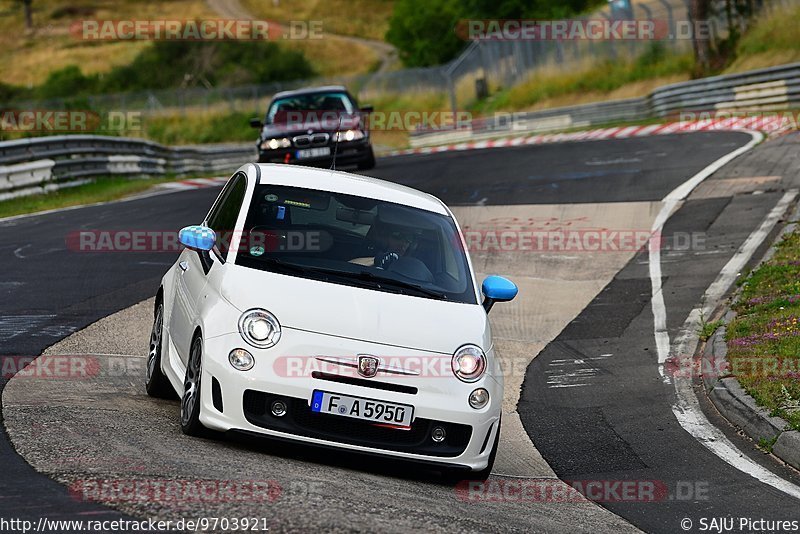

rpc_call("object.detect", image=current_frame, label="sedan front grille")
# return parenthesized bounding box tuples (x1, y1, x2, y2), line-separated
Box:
(292, 133, 329, 148)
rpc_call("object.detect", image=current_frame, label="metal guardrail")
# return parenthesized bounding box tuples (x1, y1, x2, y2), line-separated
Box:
(0, 135, 256, 201)
(410, 61, 800, 147)
(650, 63, 800, 115)
(4, 60, 800, 199)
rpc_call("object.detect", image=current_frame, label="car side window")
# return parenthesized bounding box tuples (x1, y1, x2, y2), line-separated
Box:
(206, 172, 247, 259)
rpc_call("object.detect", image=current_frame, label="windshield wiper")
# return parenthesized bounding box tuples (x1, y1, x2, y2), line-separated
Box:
(256, 257, 317, 275)
(352, 270, 448, 300)
(256, 258, 384, 288)
(255, 257, 358, 283)
(255, 258, 447, 299)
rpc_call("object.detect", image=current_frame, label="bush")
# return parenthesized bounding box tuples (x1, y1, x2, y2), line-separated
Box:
(386, 0, 605, 67)
(103, 41, 314, 92)
(13, 36, 316, 102)
(0, 81, 26, 102)
(101, 40, 314, 93)
(36, 66, 100, 99)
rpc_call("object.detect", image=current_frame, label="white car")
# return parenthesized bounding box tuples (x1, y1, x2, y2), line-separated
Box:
(146, 163, 517, 479)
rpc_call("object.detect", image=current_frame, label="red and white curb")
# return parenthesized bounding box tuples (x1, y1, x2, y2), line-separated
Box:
(388, 116, 793, 157)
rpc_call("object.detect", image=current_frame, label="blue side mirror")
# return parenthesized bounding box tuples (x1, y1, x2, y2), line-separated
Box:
(179, 225, 216, 252)
(481, 275, 518, 313)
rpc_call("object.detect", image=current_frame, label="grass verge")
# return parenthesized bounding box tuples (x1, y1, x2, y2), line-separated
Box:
(725, 4, 800, 73)
(0, 176, 177, 219)
(726, 229, 800, 431)
(239, 0, 394, 42)
(142, 111, 257, 145)
(475, 45, 693, 113)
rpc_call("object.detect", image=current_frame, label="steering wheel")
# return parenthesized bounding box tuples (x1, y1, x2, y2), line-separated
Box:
(375, 251, 399, 269)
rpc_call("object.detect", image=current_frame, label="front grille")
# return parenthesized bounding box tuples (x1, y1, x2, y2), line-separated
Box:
(312, 371, 418, 395)
(242, 390, 471, 457)
(292, 133, 329, 148)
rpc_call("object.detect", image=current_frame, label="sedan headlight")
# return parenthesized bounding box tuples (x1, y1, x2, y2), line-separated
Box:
(333, 129, 365, 142)
(261, 137, 292, 150)
(452, 344, 486, 382)
(238, 309, 281, 348)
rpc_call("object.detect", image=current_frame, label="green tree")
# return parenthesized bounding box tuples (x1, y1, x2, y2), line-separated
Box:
(386, 0, 464, 67)
(20, 0, 32, 29)
(691, 0, 712, 74)
(386, 0, 605, 67)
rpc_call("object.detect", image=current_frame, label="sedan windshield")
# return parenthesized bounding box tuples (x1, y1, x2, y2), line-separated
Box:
(234, 185, 476, 304)
(266, 92, 355, 123)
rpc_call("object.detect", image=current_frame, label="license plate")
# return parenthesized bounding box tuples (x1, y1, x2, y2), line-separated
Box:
(310, 390, 414, 426)
(296, 147, 331, 159)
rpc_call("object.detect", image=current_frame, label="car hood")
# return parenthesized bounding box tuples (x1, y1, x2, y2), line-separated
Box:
(259, 114, 362, 139)
(220, 264, 488, 354)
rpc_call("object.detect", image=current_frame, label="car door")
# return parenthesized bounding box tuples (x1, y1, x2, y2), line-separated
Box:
(169, 172, 248, 365)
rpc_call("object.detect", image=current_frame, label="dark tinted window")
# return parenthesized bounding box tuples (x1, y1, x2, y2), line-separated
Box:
(266, 92, 355, 122)
(235, 185, 476, 304)
(206, 173, 247, 258)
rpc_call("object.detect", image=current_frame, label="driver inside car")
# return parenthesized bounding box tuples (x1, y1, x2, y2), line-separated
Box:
(350, 226, 414, 268)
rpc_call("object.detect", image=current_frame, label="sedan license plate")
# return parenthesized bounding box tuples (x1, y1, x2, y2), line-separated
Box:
(296, 147, 331, 159)
(310, 390, 413, 426)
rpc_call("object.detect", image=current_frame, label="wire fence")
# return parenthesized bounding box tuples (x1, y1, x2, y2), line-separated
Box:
(12, 0, 798, 118)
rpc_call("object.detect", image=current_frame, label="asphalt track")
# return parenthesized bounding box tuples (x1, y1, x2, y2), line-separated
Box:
(2, 131, 799, 532)
(519, 191, 800, 532)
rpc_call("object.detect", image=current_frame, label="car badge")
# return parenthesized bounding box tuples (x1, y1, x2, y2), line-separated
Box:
(357, 355, 380, 378)
(307, 129, 313, 135)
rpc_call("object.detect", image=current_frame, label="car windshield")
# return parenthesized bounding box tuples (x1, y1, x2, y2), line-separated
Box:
(266, 92, 355, 123)
(235, 185, 476, 304)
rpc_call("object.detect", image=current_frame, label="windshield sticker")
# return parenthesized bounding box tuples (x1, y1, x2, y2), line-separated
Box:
(265, 194, 278, 202)
(276, 205, 286, 220)
(284, 199, 311, 208)
(249, 245, 265, 257)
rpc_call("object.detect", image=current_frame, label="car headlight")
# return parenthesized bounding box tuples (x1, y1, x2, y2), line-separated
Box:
(261, 137, 292, 150)
(333, 129, 365, 142)
(452, 344, 486, 382)
(238, 309, 281, 348)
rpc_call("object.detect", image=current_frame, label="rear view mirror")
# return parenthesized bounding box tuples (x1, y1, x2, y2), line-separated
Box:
(249, 118, 263, 129)
(360, 105, 374, 113)
(179, 225, 216, 252)
(376, 204, 437, 230)
(336, 207, 375, 225)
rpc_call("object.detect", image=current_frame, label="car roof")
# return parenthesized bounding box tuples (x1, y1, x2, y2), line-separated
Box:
(254, 164, 449, 215)
(271, 85, 350, 101)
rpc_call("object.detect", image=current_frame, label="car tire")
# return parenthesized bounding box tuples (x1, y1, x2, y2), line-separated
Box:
(356, 147, 376, 170)
(146, 301, 175, 399)
(180, 335, 207, 436)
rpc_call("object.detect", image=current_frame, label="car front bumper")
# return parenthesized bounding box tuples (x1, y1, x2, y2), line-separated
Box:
(197, 329, 502, 471)
(257, 139, 372, 167)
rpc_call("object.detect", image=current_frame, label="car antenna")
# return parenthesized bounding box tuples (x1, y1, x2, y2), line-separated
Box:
(330, 114, 343, 171)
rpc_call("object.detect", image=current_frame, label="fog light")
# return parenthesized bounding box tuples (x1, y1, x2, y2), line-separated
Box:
(469, 388, 489, 409)
(431, 426, 446, 443)
(271, 400, 288, 417)
(229, 348, 254, 371)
